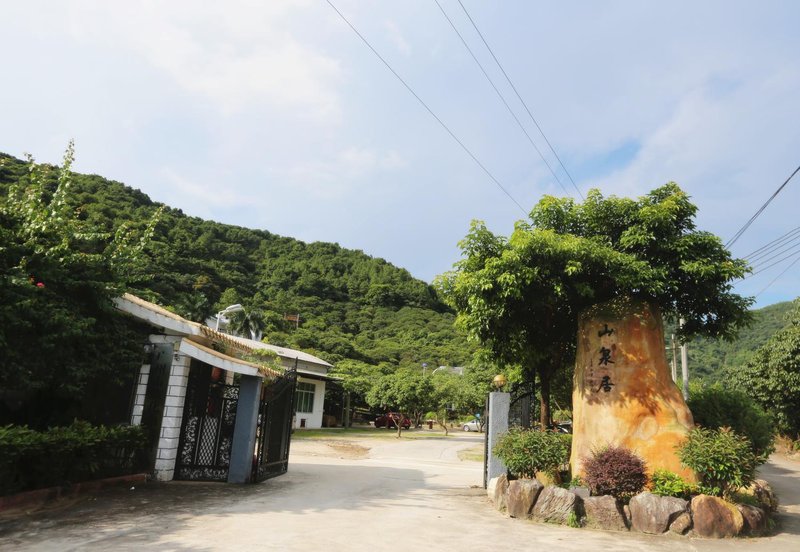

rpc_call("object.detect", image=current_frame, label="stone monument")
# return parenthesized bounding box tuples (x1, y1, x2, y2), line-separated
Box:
(570, 297, 695, 480)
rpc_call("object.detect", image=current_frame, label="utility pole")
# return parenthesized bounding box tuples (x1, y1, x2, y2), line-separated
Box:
(670, 334, 678, 383)
(679, 318, 689, 400)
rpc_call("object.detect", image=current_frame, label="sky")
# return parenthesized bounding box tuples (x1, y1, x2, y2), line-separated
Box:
(2, 1, 799, 308)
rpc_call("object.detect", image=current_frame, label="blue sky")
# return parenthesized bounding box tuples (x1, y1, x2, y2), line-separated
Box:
(2, 1, 799, 308)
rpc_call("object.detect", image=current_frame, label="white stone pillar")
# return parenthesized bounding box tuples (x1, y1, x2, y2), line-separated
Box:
(486, 391, 510, 482)
(130, 363, 150, 426)
(153, 346, 192, 481)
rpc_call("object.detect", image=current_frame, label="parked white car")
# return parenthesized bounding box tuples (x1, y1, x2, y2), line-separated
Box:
(462, 418, 482, 432)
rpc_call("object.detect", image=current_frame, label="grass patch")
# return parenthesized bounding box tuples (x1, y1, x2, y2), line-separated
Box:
(457, 444, 485, 462)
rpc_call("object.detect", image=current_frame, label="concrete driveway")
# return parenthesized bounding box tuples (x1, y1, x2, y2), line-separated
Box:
(1, 432, 798, 551)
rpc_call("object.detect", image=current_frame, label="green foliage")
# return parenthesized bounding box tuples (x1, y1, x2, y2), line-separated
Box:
(678, 427, 758, 499)
(438, 184, 751, 429)
(0, 151, 479, 423)
(366, 369, 434, 433)
(688, 383, 775, 460)
(492, 427, 571, 479)
(0, 148, 157, 427)
(677, 301, 795, 382)
(0, 421, 146, 495)
(728, 299, 800, 437)
(566, 511, 582, 529)
(649, 469, 699, 500)
(583, 446, 648, 500)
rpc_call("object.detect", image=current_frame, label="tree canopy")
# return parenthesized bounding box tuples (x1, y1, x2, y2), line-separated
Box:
(728, 299, 800, 437)
(0, 146, 158, 427)
(437, 184, 752, 426)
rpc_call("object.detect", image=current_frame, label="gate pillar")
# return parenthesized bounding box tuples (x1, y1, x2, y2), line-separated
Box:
(153, 349, 191, 481)
(228, 374, 263, 483)
(486, 391, 510, 482)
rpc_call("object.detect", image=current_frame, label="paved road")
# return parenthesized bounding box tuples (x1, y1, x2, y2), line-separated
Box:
(1, 433, 798, 551)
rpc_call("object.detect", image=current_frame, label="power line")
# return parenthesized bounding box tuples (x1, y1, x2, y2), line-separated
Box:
(434, 0, 572, 198)
(748, 241, 800, 273)
(326, 0, 528, 216)
(756, 254, 800, 297)
(743, 225, 800, 261)
(457, 0, 584, 200)
(747, 233, 800, 268)
(742, 248, 800, 280)
(725, 163, 800, 248)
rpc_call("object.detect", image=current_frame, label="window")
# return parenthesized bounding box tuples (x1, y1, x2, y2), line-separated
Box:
(295, 382, 315, 413)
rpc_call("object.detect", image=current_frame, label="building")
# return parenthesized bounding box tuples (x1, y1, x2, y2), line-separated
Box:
(114, 293, 333, 484)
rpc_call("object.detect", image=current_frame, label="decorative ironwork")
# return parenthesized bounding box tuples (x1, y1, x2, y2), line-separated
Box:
(252, 369, 297, 482)
(508, 380, 535, 429)
(175, 363, 239, 482)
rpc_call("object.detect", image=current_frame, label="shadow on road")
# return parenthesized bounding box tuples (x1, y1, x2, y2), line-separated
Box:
(0, 462, 429, 550)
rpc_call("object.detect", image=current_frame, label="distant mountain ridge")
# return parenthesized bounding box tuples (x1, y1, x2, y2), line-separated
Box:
(686, 300, 796, 381)
(2, 152, 792, 378)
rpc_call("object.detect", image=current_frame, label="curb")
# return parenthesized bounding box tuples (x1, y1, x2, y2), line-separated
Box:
(0, 473, 149, 513)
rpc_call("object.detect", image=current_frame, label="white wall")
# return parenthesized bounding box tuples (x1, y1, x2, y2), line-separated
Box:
(293, 376, 326, 429)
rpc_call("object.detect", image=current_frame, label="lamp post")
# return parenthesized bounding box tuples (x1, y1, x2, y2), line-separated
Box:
(215, 304, 244, 331)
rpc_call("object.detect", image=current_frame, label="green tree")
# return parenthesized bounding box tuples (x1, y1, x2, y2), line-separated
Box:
(367, 369, 433, 437)
(437, 184, 751, 429)
(228, 308, 266, 341)
(728, 299, 800, 437)
(0, 144, 158, 427)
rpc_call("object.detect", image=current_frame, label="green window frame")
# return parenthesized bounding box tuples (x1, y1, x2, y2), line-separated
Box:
(295, 382, 315, 413)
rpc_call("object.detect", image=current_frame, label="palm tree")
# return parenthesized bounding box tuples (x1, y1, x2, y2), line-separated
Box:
(228, 309, 266, 341)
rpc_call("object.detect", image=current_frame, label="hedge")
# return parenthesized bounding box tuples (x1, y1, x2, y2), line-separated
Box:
(0, 420, 147, 496)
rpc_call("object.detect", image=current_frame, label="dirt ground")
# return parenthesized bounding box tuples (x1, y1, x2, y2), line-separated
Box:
(1, 432, 798, 551)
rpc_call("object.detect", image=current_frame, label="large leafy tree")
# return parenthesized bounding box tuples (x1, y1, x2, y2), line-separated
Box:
(729, 299, 800, 437)
(0, 144, 158, 427)
(437, 184, 751, 428)
(366, 368, 433, 436)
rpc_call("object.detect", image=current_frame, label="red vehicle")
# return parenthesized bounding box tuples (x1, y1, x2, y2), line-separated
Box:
(374, 412, 411, 429)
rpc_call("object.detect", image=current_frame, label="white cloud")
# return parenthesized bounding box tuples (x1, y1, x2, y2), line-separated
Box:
(384, 20, 412, 56)
(284, 147, 407, 199)
(61, 1, 342, 120)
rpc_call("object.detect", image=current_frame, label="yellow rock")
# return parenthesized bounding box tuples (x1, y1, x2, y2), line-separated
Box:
(570, 297, 696, 481)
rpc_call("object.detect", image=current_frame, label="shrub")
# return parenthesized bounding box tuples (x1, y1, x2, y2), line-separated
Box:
(649, 469, 698, 500)
(678, 427, 758, 499)
(688, 383, 775, 461)
(583, 446, 648, 500)
(493, 427, 571, 479)
(0, 421, 146, 496)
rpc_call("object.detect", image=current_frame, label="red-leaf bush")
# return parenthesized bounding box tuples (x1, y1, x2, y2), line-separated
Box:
(583, 446, 648, 500)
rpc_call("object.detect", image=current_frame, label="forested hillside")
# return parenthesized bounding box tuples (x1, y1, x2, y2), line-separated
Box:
(2, 151, 793, 387)
(686, 300, 795, 381)
(0, 153, 474, 371)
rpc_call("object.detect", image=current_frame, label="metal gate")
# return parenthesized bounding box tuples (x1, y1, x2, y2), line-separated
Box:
(175, 363, 239, 481)
(252, 369, 297, 482)
(509, 381, 535, 429)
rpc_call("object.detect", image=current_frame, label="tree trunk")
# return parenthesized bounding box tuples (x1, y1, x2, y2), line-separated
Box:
(539, 369, 551, 431)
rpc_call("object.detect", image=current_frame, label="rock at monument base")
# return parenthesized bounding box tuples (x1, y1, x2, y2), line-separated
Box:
(583, 495, 628, 531)
(570, 299, 695, 481)
(629, 491, 688, 534)
(492, 473, 509, 511)
(532, 486, 580, 524)
(744, 479, 779, 513)
(691, 495, 744, 538)
(669, 512, 693, 535)
(571, 486, 591, 500)
(736, 504, 767, 536)
(507, 479, 544, 519)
